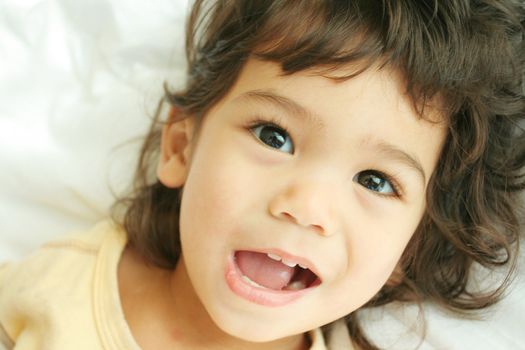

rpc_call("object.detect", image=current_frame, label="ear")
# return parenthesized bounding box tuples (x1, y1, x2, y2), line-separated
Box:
(156, 108, 196, 188)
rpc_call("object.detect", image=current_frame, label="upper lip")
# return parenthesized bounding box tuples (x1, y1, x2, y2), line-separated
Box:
(235, 247, 323, 282)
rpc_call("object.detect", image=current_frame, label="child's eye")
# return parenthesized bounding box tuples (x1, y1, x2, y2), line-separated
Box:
(250, 123, 294, 154)
(353, 170, 400, 197)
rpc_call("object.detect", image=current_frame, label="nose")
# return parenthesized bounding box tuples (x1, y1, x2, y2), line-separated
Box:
(268, 181, 338, 237)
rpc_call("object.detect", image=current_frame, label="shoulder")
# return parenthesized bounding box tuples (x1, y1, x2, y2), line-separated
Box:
(0, 220, 127, 348)
(0, 220, 123, 287)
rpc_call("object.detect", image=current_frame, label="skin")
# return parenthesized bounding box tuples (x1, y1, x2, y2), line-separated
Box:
(118, 59, 447, 349)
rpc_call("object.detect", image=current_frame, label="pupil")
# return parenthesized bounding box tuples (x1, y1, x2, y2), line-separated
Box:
(261, 126, 285, 148)
(362, 173, 384, 191)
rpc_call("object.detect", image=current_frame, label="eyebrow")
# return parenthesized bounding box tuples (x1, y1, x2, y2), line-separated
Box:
(361, 139, 427, 183)
(234, 89, 326, 130)
(235, 89, 426, 182)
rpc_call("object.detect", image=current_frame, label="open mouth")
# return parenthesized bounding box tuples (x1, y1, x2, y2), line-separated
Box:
(233, 250, 322, 291)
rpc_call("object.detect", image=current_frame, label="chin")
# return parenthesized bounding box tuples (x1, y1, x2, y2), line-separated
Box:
(208, 308, 299, 343)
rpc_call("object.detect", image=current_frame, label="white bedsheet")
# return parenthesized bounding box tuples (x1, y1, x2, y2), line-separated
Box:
(0, 1, 523, 349)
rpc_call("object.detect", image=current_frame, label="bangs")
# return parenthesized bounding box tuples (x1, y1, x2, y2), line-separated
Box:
(252, 1, 385, 78)
(240, 0, 520, 120)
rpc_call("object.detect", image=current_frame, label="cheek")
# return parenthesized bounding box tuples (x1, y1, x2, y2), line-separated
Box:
(330, 212, 420, 311)
(323, 245, 404, 317)
(355, 217, 418, 276)
(180, 145, 254, 241)
(351, 238, 405, 283)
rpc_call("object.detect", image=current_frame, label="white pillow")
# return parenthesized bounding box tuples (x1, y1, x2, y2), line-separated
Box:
(0, 0, 188, 260)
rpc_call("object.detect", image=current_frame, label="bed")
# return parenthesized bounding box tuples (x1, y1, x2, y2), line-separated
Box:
(1, 1, 523, 349)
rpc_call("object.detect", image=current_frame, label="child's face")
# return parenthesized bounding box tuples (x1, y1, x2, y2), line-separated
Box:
(158, 59, 447, 341)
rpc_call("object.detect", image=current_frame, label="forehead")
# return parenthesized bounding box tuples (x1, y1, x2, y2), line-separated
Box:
(224, 58, 446, 134)
(230, 58, 443, 119)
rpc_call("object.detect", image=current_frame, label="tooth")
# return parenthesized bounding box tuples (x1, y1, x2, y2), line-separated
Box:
(241, 275, 266, 289)
(298, 264, 308, 269)
(267, 253, 282, 261)
(281, 259, 297, 268)
(285, 281, 306, 290)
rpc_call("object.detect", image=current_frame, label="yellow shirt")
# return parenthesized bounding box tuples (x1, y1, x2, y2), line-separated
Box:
(0, 221, 354, 349)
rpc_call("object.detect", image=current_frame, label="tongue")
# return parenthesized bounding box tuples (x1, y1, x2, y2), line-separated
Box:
(235, 251, 295, 290)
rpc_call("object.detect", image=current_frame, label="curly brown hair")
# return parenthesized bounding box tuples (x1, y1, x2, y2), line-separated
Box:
(110, 1, 525, 348)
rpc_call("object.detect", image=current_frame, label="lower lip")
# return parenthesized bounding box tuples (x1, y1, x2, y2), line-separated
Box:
(224, 254, 317, 307)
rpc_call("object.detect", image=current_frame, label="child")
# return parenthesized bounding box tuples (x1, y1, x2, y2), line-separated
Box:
(1, 0, 524, 349)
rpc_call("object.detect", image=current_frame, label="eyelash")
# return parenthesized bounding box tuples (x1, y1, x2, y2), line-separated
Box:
(245, 115, 292, 140)
(243, 116, 404, 199)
